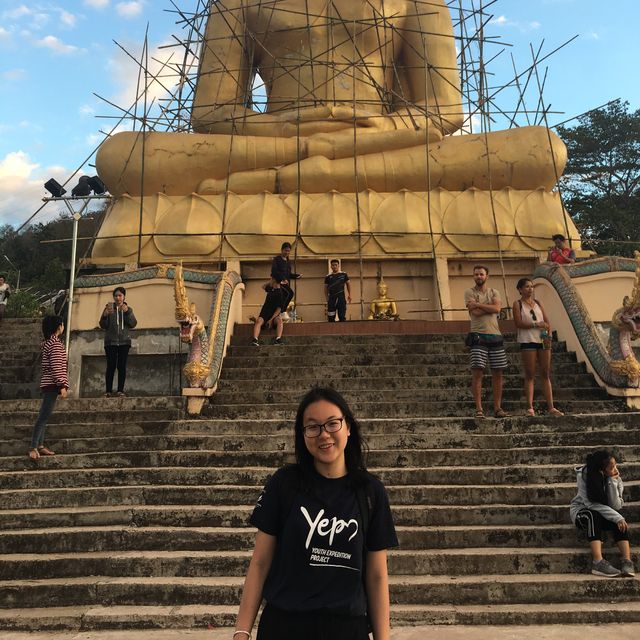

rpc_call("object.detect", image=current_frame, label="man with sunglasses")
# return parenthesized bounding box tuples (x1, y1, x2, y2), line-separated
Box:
(464, 265, 509, 418)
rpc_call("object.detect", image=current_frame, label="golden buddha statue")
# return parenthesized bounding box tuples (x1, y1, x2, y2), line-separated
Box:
(92, 0, 578, 265)
(368, 280, 399, 321)
(96, 0, 565, 198)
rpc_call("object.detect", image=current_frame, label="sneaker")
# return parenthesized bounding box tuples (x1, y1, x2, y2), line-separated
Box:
(273, 337, 283, 346)
(103, 392, 112, 398)
(249, 338, 259, 347)
(591, 559, 621, 577)
(116, 391, 126, 397)
(620, 559, 636, 577)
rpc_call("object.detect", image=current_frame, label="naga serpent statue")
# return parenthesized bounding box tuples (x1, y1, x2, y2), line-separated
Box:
(608, 251, 640, 387)
(174, 264, 213, 389)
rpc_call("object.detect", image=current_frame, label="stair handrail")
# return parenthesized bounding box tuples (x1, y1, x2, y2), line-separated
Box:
(534, 254, 640, 391)
(172, 264, 244, 413)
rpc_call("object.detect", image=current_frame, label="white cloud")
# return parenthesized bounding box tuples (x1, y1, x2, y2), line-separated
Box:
(492, 15, 509, 25)
(2, 68, 26, 81)
(84, 0, 110, 8)
(79, 105, 95, 116)
(60, 11, 77, 29)
(107, 40, 196, 117)
(116, 2, 144, 18)
(0, 152, 83, 227)
(490, 15, 542, 33)
(3, 5, 31, 20)
(36, 35, 81, 55)
(0, 151, 38, 180)
(0, 26, 12, 43)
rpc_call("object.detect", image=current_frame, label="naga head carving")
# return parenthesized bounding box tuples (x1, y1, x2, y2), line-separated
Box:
(174, 263, 205, 343)
(612, 251, 640, 336)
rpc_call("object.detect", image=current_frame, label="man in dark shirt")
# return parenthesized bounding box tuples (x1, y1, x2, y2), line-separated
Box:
(324, 260, 351, 322)
(250, 282, 286, 346)
(271, 242, 301, 311)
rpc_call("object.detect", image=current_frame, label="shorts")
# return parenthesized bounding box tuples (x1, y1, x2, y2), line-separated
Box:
(574, 508, 629, 543)
(470, 345, 508, 370)
(259, 302, 280, 322)
(520, 342, 543, 351)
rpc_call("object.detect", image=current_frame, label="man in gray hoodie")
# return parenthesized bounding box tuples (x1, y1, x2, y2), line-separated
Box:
(99, 286, 137, 396)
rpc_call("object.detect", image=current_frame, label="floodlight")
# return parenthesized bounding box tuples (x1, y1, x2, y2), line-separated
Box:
(71, 176, 92, 197)
(88, 175, 107, 195)
(44, 178, 66, 197)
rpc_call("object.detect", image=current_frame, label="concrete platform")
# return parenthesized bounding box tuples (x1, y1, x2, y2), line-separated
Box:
(8, 625, 640, 640)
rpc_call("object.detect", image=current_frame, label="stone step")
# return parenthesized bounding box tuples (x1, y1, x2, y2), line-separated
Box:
(2, 482, 639, 510)
(2, 548, 637, 581)
(202, 399, 625, 419)
(1, 574, 639, 609)
(1, 409, 183, 427)
(0, 381, 41, 401)
(3, 461, 640, 490)
(0, 444, 640, 470)
(210, 387, 609, 405)
(4, 428, 640, 456)
(1, 524, 638, 556)
(1, 502, 639, 531)
(4, 411, 639, 438)
(229, 333, 485, 345)
(225, 342, 569, 356)
(219, 352, 579, 368)
(217, 373, 600, 392)
(4, 604, 640, 633)
(0, 396, 185, 412)
(219, 361, 588, 379)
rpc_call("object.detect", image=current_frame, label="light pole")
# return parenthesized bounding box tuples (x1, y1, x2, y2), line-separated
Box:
(2, 255, 20, 290)
(41, 194, 110, 354)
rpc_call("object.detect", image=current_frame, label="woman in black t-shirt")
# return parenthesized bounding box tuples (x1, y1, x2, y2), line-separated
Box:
(233, 387, 398, 640)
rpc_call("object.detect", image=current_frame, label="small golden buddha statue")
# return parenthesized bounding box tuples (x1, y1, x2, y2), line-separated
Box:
(368, 280, 399, 321)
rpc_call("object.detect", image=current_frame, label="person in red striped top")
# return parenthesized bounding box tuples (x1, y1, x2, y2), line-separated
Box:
(28, 315, 69, 460)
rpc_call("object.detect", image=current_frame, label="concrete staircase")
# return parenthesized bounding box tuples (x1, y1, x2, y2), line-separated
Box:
(0, 318, 42, 399)
(0, 326, 638, 634)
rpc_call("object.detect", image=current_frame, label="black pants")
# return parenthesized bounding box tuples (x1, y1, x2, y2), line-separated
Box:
(575, 508, 630, 542)
(327, 294, 347, 322)
(257, 604, 369, 640)
(105, 344, 130, 393)
(281, 283, 294, 311)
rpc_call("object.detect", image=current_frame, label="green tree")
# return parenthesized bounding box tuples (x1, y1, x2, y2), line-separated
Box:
(0, 205, 107, 293)
(557, 100, 640, 257)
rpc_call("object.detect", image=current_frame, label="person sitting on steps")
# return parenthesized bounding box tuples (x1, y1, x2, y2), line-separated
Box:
(570, 449, 635, 578)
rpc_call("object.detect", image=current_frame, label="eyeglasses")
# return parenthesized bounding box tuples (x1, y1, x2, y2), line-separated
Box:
(303, 417, 345, 438)
(530, 309, 537, 322)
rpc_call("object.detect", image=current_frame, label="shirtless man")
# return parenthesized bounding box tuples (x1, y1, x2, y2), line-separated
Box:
(96, 0, 566, 196)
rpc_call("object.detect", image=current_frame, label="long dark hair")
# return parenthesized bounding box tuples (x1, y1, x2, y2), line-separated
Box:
(294, 387, 368, 484)
(582, 449, 613, 504)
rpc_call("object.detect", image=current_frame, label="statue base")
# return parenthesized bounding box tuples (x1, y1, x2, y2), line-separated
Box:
(92, 187, 580, 262)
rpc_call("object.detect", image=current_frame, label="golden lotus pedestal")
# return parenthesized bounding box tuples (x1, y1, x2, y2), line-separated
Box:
(91, 187, 580, 322)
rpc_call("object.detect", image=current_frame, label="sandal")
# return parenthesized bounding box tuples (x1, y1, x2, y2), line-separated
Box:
(37, 446, 55, 456)
(474, 408, 484, 418)
(525, 408, 535, 417)
(28, 448, 40, 460)
(548, 408, 564, 417)
(494, 408, 509, 418)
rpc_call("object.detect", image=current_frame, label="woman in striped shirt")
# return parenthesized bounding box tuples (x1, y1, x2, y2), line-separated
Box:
(28, 315, 69, 460)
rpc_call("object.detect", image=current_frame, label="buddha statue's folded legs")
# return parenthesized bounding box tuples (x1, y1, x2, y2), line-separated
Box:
(96, 125, 566, 196)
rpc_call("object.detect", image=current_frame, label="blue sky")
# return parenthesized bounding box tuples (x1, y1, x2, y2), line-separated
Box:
(1, 0, 639, 228)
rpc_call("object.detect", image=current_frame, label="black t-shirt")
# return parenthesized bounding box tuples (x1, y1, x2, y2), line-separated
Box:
(259, 287, 286, 320)
(250, 467, 398, 615)
(324, 272, 350, 299)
